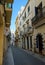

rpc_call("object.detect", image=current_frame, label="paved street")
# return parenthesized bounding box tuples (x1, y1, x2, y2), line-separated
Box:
(3, 46, 45, 65)
(11, 46, 45, 65)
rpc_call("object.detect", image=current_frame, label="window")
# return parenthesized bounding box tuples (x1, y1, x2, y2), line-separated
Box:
(30, 36, 32, 48)
(35, 2, 42, 16)
(20, 21, 21, 26)
(0, 1, 1, 4)
(5, 3, 12, 8)
(27, 37, 29, 49)
(26, 19, 29, 24)
(28, 6, 30, 13)
(0, 0, 2, 4)
(25, 12, 26, 18)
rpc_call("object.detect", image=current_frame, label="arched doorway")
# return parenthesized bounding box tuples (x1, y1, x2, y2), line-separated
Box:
(36, 33, 43, 54)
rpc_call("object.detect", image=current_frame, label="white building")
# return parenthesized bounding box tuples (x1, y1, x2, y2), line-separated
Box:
(15, 0, 45, 54)
(18, 0, 33, 50)
(15, 6, 25, 48)
(10, 33, 15, 46)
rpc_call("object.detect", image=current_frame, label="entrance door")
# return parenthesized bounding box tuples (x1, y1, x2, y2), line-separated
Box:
(27, 37, 29, 49)
(24, 37, 25, 49)
(36, 34, 43, 54)
(30, 36, 32, 48)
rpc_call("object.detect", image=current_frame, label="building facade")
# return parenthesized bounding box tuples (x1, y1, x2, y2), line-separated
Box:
(18, 0, 33, 50)
(15, 6, 25, 48)
(0, 0, 13, 65)
(15, 0, 45, 55)
(15, 16, 21, 47)
(15, 0, 33, 49)
(31, 0, 45, 55)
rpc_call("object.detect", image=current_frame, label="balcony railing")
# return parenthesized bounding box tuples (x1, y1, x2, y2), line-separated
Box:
(24, 26, 33, 34)
(28, 26, 33, 33)
(20, 26, 32, 36)
(31, 7, 45, 23)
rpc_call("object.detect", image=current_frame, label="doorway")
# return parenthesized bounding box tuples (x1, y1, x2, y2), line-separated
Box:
(30, 36, 32, 48)
(36, 33, 43, 54)
(24, 37, 25, 49)
(27, 37, 29, 49)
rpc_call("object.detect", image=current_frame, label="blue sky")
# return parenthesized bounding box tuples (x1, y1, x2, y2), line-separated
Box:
(10, 0, 28, 33)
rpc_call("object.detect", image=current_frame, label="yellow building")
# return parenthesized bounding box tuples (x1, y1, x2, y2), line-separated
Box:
(32, 1, 45, 55)
(0, 0, 13, 65)
(4, 1, 13, 53)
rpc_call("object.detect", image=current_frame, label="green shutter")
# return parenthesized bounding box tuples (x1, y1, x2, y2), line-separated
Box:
(7, 4, 9, 8)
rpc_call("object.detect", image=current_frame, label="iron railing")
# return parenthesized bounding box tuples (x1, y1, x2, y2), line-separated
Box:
(31, 7, 45, 23)
(24, 26, 32, 34)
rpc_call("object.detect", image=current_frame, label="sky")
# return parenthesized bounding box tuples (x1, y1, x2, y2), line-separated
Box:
(10, 0, 28, 33)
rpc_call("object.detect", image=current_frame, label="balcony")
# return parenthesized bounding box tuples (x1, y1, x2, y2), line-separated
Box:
(24, 26, 33, 35)
(5, 3, 12, 24)
(5, 0, 13, 3)
(28, 26, 33, 33)
(31, 7, 45, 24)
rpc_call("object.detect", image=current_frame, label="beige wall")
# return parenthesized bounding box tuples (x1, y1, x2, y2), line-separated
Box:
(35, 0, 45, 7)
(32, 0, 45, 53)
(32, 24, 45, 55)
(31, 0, 45, 19)
(0, 24, 4, 65)
(0, 5, 5, 64)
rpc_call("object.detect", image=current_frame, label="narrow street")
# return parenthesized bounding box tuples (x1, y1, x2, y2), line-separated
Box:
(0, 0, 45, 65)
(3, 46, 45, 65)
